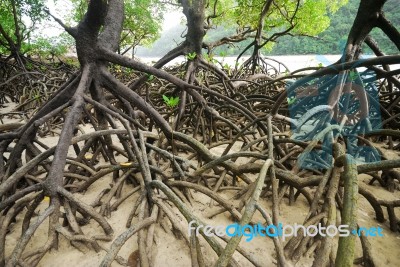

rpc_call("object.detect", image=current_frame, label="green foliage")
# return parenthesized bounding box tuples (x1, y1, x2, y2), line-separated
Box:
(4, 0, 398, 60)
(28, 33, 73, 59)
(348, 70, 358, 82)
(219, 50, 227, 58)
(163, 95, 180, 109)
(147, 74, 154, 81)
(138, 0, 350, 57)
(209, 0, 348, 51)
(123, 0, 164, 49)
(223, 63, 231, 75)
(203, 53, 217, 64)
(0, 0, 46, 55)
(185, 52, 197, 61)
(287, 96, 297, 105)
(271, 0, 400, 55)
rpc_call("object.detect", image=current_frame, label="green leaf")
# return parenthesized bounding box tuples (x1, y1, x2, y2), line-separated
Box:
(349, 71, 358, 81)
(162, 95, 180, 108)
(287, 96, 296, 105)
(170, 96, 180, 107)
(162, 95, 170, 103)
(186, 52, 197, 61)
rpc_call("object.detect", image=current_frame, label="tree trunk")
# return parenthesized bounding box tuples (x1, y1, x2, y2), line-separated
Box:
(342, 0, 387, 61)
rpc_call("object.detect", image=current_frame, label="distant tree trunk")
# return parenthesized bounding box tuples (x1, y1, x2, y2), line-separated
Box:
(129, 0, 207, 109)
(249, 0, 274, 74)
(173, 0, 206, 129)
(236, 0, 297, 76)
(181, 0, 206, 56)
(342, 0, 400, 61)
(0, 23, 24, 67)
(0, 0, 27, 68)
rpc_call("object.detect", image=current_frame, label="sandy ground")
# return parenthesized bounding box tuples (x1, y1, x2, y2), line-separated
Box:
(1, 101, 400, 266)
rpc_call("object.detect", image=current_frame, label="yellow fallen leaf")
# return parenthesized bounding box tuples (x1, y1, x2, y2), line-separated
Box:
(120, 162, 133, 167)
(43, 196, 50, 202)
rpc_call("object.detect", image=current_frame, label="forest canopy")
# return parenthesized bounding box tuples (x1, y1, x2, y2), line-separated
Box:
(1, 0, 353, 60)
(137, 0, 400, 57)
